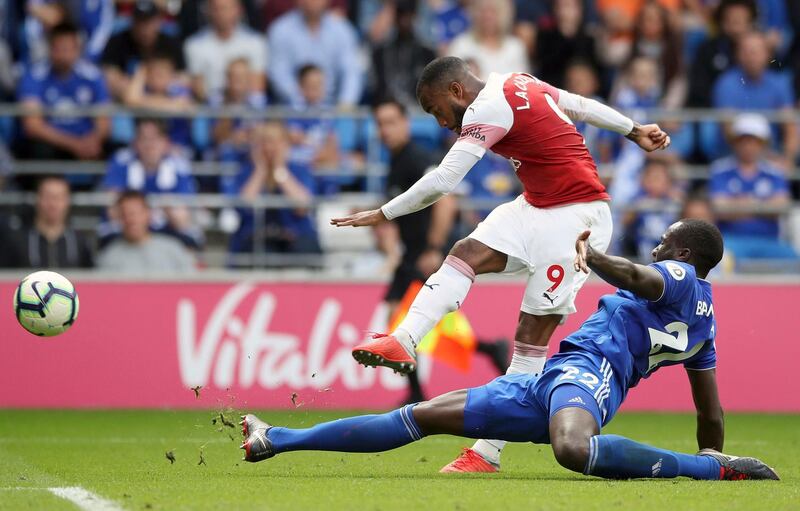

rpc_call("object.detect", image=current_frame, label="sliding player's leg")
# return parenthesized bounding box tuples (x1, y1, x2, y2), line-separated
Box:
(241, 374, 551, 465)
(547, 384, 778, 480)
(351, 237, 507, 373)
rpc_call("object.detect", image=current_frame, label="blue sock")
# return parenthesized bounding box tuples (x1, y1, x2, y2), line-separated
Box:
(267, 405, 424, 454)
(585, 435, 721, 480)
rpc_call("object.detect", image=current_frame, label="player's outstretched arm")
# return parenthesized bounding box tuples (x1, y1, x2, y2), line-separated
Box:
(555, 90, 670, 151)
(330, 147, 480, 227)
(687, 368, 725, 451)
(574, 230, 664, 301)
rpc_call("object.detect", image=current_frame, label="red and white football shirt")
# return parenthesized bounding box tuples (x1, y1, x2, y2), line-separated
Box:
(455, 72, 610, 208)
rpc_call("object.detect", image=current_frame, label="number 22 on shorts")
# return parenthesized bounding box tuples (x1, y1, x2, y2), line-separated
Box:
(558, 366, 600, 390)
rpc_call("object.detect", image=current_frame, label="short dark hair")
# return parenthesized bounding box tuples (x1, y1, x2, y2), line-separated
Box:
(298, 63, 323, 82)
(143, 49, 175, 66)
(135, 117, 168, 136)
(116, 189, 148, 207)
(672, 219, 724, 276)
(715, 0, 757, 26)
(49, 22, 80, 42)
(372, 97, 408, 118)
(416, 56, 470, 100)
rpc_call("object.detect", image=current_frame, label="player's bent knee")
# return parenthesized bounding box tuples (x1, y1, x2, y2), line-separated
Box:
(550, 432, 592, 473)
(448, 238, 506, 274)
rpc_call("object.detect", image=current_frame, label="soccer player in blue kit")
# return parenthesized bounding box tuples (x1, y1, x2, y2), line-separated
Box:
(240, 219, 779, 480)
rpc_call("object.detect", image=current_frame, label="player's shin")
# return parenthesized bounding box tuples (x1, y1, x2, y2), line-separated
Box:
(469, 344, 548, 466)
(585, 434, 721, 480)
(393, 256, 475, 352)
(267, 405, 424, 454)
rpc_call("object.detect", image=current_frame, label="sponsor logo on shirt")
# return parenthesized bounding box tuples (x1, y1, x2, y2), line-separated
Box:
(461, 126, 486, 143)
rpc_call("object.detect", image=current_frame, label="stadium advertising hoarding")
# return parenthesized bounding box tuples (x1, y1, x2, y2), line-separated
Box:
(1, 280, 797, 411)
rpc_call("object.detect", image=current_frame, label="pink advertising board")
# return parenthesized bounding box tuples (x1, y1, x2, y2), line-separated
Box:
(0, 280, 797, 411)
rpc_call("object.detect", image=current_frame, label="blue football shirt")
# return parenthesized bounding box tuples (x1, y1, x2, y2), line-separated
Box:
(560, 260, 717, 393)
(17, 60, 110, 136)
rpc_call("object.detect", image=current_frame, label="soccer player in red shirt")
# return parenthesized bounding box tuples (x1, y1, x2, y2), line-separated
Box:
(331, 57, 670, 472)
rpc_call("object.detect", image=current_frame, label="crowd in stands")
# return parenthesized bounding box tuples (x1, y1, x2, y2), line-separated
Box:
(0, 0, 799, 274)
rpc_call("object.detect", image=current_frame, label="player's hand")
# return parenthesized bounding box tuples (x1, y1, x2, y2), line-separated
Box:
(574, 230, 591, 274)
(330, 209, 387, 227)
(628, 123, 671, 152)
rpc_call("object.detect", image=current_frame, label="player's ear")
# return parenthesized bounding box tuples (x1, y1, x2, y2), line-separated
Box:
(676, 247, 691, 262)
(449, 81, 463, 99)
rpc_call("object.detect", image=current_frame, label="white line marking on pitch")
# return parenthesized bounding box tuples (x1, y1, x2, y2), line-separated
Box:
(47, 486, 125, 511)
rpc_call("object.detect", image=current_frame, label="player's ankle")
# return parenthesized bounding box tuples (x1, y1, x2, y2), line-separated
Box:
(393, 329, 417, 355)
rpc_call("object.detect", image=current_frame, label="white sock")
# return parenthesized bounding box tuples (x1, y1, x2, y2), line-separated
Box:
(472, 344, 548, 465)
(393, 255, 475, 353)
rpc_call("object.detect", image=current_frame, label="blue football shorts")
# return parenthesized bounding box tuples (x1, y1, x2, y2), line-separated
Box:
(463, 351, 624, 444)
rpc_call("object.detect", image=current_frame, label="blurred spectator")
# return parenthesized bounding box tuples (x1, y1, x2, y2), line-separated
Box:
(97, 191, 196, 273)
(535, 0, 599, 89)
(268, 0, 362, 107)
(789, 0, 800, 101)
(101, 1, 185, 101)
(370, 0, 436, 108)
(709, 113, 797, 260)
(285, 65, 339, 189)
(688, 0, 756, 107)
(613, 56, 661, 112)
(681, 194, 716, 223)
(184, 0, 267, 100)
(512, 0, 550, 56)
(103, 119, 197, 240)
(17, 22, 110, 161)
(262, 0, 347, 29)
(210, 58, 267, 152)
(0, 141, 11, 189)
(23, 0, 114, 64)
(447, 0, 529, 78)
(427, 0, 470, 52)
(178, 0, 264, 37)
(564, 59, 606, 161)
(0, 38, 14, 99)
(123, 52, 194, 149)
(0, 175, 93, 268)
(628, 1, 685, 108)
(622, 158, 683, 260)
(104, 119, 195, 195)
(712, 31, 797, 162)
(220, 123, 322, 265)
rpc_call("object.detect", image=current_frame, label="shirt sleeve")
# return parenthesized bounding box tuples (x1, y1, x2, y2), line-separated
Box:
(17, 70, 41, 101)
(336, 24, 362, 105)
(380, 145, 480, 220)
(103, 158, 127, 190)
(267, 23, 301, 105)
(454, 90, 514, 159)
(556, 88, 634, 135)
(684, 337, 717, 371)
(650, 261, 696, 306)
(92, 74, 111, 103)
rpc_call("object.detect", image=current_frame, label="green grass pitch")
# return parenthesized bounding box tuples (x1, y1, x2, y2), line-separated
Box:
(0, 410, 797, 510)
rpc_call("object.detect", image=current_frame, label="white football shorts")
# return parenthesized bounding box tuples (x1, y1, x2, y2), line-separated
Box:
(468, 195, 613, 316)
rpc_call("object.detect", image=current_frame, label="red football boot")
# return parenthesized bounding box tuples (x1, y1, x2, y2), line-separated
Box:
(439, 448, 500, 473)
(351, 334, 417, 374)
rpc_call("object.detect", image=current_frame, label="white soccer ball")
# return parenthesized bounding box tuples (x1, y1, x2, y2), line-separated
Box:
(13, 270, 79, 337)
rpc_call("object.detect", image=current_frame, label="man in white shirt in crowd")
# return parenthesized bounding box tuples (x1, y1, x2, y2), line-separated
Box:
(183, 0, 267, 100)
